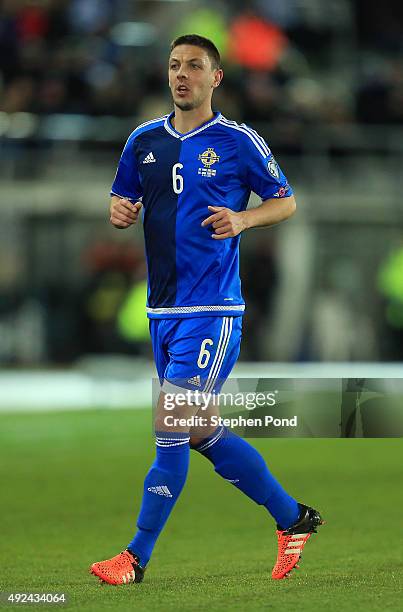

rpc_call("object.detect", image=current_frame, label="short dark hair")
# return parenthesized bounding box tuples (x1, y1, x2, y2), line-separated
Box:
(170, 34, 221, 69)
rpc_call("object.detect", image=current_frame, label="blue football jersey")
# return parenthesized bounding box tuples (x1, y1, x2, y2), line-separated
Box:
(111, 111, 293, 319)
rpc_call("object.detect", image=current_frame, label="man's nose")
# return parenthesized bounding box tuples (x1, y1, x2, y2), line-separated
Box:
(177, 65, 188, 78)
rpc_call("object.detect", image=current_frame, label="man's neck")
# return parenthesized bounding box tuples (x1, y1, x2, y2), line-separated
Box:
(172, 105, 215, 135)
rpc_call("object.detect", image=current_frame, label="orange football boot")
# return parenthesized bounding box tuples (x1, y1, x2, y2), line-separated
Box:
(272, 503, 324, 580)
(90, 549, 145, 585)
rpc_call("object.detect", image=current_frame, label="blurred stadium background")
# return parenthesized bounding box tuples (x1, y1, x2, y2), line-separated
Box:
(1, 0, 403, 409)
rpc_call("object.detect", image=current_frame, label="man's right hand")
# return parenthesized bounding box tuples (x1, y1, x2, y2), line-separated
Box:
(110, 196, 142, 229)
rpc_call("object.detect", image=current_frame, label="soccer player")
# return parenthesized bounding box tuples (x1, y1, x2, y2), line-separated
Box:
(90, 34, 323, 585)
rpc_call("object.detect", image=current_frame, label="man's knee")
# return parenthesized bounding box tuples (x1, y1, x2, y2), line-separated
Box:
(154, 391, 198, 434)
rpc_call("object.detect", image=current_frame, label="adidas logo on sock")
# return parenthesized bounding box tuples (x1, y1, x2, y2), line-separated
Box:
(147, 485, 173, 497)
(143, 152, 156, 164)
(188, 375, 201, 387)
(225, 478, 240, 484)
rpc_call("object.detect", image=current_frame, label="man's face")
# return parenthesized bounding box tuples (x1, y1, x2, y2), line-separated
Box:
(168, 44, 222, 111)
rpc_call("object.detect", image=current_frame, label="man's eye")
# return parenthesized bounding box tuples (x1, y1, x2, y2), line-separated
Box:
(191, 64, 200, 69)
(170, 64, 178, 70)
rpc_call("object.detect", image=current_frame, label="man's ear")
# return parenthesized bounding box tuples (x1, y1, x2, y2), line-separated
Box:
(213, 69, 223, 89)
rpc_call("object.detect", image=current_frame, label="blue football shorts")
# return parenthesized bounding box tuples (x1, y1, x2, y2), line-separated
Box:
(149, 315, 242, 395)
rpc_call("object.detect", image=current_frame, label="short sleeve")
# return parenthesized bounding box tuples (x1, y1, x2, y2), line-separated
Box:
(239, 127, 293, 200)
(110, 132, 143, 201)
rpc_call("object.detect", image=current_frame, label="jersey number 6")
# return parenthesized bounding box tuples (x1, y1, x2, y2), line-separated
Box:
(172, 163, 184, 194)
(197, 338, 214, 369)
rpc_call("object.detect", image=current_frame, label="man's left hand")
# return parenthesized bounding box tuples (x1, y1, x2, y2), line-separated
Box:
(201, 206, 246, 240)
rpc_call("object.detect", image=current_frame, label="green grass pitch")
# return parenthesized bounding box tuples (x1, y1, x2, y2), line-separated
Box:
(1, 409, 402, 611)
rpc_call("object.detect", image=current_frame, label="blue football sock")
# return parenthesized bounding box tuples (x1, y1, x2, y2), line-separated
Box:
(128, 433, 190, 566)
(194, 427, 299, 529)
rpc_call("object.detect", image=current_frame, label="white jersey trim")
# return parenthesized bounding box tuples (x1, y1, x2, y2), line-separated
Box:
(219, 118, 270, 158)
(146, 304, 245, 315)
(110, 190, 142, 202)
(181, 112, 222, 140)
(164, 119, 180, 139)
(124, 115, 168, 144)
(136, 114, 169, 131)
(163, 112, 222, 141)
(220, 116, 271, 155)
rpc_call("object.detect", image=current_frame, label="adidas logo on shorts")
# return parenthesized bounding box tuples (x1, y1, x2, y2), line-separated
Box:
(188, 375, 201, 387)
(147, 486, 172, 497)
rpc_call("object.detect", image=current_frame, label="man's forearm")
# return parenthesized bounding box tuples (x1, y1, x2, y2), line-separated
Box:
(242, 195, 296, 230)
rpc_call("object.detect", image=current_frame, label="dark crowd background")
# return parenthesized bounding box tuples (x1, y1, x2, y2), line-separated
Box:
(1, 0, 403, 124)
